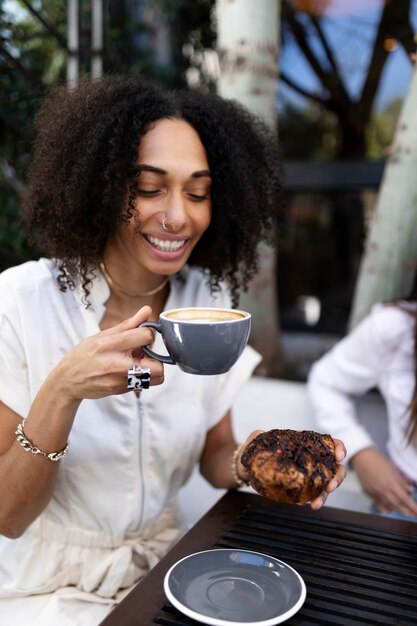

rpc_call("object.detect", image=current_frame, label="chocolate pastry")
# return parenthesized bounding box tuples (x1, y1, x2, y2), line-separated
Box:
(241, 429, 337, 504)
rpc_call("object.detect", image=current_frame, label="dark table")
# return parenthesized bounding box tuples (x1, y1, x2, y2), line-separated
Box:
(99, 490, 417, 626)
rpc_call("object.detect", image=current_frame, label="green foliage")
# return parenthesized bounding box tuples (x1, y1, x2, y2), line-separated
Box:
(279, 98, 403, 161)
(278, 103, 340, 160)
(0, 0, 68, 270)
(366, 98, 403, 159)
(0, 0, 216, 271)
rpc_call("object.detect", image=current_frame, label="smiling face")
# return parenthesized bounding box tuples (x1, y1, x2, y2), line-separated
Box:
(106, 118, 212, 283)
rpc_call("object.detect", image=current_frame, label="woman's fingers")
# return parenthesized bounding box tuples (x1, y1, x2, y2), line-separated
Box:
(140, 357, 164, 386)
(244, 430, 264, 446)
(112, 351, 164, 386)
(90, 356, 164, 396)
(310, 463, 347, 510)
(328, 464, 347, 492)
(104, 305, 153, 335)
(333, 438, 347, 463)
(56, 305, 165, 400)
(237, 431, 263, 481)
(109, 326, 155, 352)
(309, 439, 347, 510)
(310, 492, 328, 510)
(378, 485, 417, 518)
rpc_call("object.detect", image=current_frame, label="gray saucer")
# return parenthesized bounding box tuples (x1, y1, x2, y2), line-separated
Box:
(163, 548, 306, 626)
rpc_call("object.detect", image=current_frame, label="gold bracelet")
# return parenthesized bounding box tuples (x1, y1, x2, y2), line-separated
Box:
(15, 421, 70, 462)
(231, 443, 250, 488)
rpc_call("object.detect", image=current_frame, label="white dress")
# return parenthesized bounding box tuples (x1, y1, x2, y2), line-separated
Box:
(307, 302, 417, 481)
(0, 259, 261, 626)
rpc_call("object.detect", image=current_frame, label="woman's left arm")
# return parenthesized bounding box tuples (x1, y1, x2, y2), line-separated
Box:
(199, 412, 347, 509)
(199, 410, 239, 489)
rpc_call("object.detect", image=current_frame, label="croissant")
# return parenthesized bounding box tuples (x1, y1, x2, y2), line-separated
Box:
(241, 429, 337, 504)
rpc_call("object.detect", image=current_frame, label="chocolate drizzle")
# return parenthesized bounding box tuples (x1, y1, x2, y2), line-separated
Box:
(241, 429, 337, 504)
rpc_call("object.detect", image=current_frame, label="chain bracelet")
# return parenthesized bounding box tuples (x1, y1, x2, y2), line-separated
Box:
(15, 422, 70, 462)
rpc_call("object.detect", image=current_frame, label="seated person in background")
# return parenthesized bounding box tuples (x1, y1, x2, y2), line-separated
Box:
(308, 300, 417, 521)
(0, 75, 347, 626)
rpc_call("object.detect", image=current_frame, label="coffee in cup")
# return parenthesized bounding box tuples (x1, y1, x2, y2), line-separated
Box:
(140, 307, 251, 375)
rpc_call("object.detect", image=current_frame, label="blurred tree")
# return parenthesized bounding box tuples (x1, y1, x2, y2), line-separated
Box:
(215, 0, 283, 378)
(280, 0, 416, 157)
(349, 63, 417, 328)
(0, 0, 216, 271)
(104, 0, 214, 87)
(366, 98, 403, 159)
(0, 0, 67, 269)
(151, 0, 215, 88)
(279, 103, 339, 159)
(279, 97, 404, 161)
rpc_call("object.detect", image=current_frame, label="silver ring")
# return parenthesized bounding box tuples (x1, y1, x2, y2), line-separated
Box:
(162, 217, 169, 231)
(127, 365, 151, 390)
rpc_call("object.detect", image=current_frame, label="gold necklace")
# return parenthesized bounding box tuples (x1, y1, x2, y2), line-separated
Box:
(99, 260, 169, 298)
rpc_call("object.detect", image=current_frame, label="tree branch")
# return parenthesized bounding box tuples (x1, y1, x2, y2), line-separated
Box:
(309, 14, 350, 103)
(281, 0, 350, 107)
(0, 159, 25, 198)
(279, 71, 328, 105)
(360, 0, 411, 123)
(389, 7, 416, 59)
(19, 0, 68, 50)
(0, 42, 44, 89)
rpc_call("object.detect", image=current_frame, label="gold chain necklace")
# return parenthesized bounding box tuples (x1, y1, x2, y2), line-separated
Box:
(99, 260, 169, 298)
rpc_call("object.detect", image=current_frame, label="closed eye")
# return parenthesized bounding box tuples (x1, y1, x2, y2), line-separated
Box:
(138, 189, 161, 197)
(188, 193, 210, 202)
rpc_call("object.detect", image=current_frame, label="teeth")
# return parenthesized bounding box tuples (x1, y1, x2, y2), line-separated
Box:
(147, 235, 186, 251)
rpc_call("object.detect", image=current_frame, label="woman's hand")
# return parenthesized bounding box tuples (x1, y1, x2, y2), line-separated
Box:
(236, 432, 347, 510)
(49, 306, 164, 401)
(310, 438, 347, 510)
(236, 430, 262, 485)
(351, 447, 417, 517)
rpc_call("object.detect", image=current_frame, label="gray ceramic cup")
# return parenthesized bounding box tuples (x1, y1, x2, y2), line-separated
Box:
(140, 307, 251, 375)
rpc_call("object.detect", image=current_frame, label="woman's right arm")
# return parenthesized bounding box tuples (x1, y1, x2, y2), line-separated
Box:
(0, 306, 163, 538)
(307, 312, 384, 462)
(307, 307, 417, 516)
(350, 446, 417, 516)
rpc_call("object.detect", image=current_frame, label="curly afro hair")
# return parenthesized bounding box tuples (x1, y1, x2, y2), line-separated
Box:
(22, 75, 282, 305)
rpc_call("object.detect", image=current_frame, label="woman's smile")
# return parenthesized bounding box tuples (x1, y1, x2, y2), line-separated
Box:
(142, 232, 191, 260)
(145, 235, 187, 252)
(107, 118, 212, 282)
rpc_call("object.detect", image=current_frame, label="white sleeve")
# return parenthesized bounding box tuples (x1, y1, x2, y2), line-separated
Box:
(307, 306, 392, 461)
(207, 345, 262, 429)
(176, 268, 262, 428)
(0, 276, 30, 417)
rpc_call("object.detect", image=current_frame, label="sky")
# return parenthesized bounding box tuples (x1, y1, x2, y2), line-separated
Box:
(279, 0, 417, 111)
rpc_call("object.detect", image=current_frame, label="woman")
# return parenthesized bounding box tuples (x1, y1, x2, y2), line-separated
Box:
(0, 76, 346, 625)
(308, 301, 417, 521)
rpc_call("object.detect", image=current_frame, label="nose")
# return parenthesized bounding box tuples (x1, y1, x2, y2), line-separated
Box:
(163, 190, 187, 233)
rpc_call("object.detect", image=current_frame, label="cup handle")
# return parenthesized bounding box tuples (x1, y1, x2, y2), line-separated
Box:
(139, 321, 176, 365)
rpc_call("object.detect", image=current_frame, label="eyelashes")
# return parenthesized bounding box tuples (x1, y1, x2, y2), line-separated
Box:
(137, 189, 210, 202)
(188, 193, 210, 202)
(137, 189, 159, 197)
